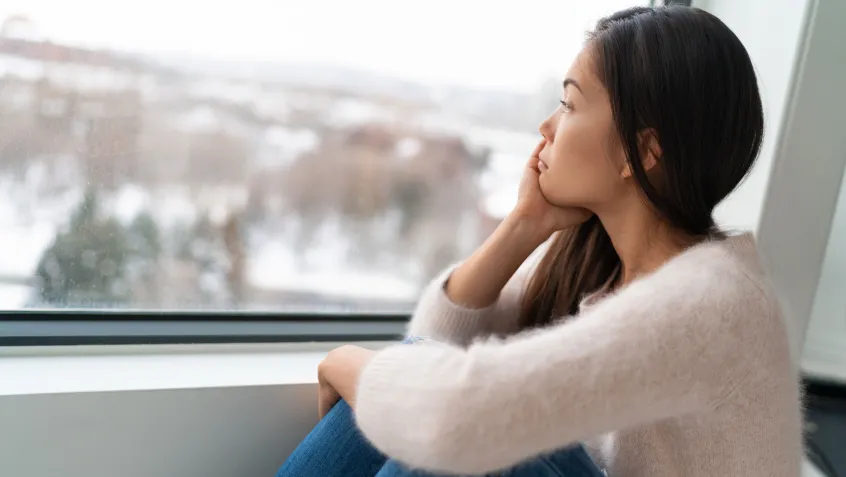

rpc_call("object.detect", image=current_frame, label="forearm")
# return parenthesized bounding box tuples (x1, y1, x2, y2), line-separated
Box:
(445, 213, 548, 309)
(405, 214, 547, 344)
(357, 272, 758, 474)
(356, 325, 706, 475)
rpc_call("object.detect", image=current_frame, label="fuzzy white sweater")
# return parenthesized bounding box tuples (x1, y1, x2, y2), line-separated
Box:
(355, 233, 803, 476)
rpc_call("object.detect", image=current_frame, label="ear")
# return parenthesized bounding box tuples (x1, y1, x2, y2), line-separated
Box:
(620, 129, 662, 179)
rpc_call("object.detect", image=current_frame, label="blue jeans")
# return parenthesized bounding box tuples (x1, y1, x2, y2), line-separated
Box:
(276, 400, 605, 477)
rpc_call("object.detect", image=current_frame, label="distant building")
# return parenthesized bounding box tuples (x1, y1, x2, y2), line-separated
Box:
(81, 91, 143, 188)
(0, 18, 151, 187)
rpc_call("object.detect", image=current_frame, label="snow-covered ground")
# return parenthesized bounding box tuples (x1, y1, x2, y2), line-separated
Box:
(0, 223, 55, 278)
(257, 126, 320, 169)
(0, 54, 44, 81)
(0, 164, 82, 307)
(0, 284, 30, 307)
(248, 240, 419, 302)
(0, 161, 83, 283)
(0, 169, 433, 308)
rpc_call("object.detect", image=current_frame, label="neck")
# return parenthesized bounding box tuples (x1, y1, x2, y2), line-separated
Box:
(597, 202, 698, 287)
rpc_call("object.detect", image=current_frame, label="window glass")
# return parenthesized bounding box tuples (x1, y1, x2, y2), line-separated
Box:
(0, 1, 640, 311)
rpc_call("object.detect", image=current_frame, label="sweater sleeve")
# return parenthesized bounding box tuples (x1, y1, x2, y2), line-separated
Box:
(355, 262, 774, 475)
(405, 264, 529, 346)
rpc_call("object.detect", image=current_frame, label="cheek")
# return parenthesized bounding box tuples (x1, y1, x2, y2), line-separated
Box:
(540, 117, 622, 206)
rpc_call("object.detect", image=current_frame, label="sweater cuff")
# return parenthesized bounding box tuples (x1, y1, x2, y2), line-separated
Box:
(406, 265, 498, 344)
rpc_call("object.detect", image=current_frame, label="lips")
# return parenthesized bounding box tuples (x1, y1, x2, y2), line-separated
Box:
(538, 147, 550, 172)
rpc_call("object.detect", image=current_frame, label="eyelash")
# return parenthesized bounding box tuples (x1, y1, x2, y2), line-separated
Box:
(559, 100, 573, 112)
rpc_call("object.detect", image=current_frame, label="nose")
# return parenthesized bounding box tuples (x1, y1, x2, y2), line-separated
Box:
(538, 111, 555, 142)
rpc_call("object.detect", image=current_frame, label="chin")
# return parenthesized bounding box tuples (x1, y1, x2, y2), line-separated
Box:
(536, 175, 563, 203)
(539, 183, 570, 207)
(546, 192, 589, 210)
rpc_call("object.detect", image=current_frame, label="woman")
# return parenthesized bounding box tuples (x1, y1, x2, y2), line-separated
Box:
(278, 5, 801, 477)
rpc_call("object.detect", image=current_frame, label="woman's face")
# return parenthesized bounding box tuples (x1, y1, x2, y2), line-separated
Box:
(537, 47, 628, 211)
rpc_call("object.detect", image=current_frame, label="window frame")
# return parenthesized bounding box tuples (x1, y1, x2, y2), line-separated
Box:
(0, 310, 408, 346)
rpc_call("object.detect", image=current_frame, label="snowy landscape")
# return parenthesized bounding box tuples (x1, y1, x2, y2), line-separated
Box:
(0, 15, 547, 311)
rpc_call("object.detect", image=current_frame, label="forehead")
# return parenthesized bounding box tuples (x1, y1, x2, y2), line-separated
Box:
(564, 47, 603, 97)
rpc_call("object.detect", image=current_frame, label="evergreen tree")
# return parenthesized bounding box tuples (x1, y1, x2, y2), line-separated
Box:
(35, 188, 133, 307)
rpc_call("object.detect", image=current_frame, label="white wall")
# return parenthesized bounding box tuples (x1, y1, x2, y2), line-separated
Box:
(0, 343, 339, 477)
(0, 384, 317, 477)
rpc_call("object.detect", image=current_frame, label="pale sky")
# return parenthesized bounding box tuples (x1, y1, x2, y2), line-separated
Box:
(0, 0, 640, 92)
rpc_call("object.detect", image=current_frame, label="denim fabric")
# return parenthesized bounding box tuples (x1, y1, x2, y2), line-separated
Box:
(374, 445, 605, 477)
(276, 399, 387, 477)
(275, 337, 606, 477)
(401, 336, 431, 345)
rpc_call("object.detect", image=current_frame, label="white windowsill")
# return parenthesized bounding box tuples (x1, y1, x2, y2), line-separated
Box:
(0, 342, 391, 397)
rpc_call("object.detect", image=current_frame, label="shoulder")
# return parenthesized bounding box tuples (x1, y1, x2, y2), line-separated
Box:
(662, 233, 795, 402)
(631, 233, 786, 361)
(589, 233, 781, 343)
(593, 234, 789, 400)
(654, 233, 774, 308)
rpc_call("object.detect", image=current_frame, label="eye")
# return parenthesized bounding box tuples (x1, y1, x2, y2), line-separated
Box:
(559, 100, 573, 113)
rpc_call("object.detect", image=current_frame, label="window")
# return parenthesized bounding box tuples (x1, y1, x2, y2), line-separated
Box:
(0, 1, 642, 317)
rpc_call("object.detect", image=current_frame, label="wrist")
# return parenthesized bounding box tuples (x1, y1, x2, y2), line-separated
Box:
(502, 211, 554, 248)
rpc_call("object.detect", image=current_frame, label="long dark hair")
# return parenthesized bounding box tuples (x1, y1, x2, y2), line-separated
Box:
(520, 6, 764, 328)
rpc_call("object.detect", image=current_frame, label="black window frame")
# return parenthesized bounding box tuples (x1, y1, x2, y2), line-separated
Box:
(0, 310, 409, 346)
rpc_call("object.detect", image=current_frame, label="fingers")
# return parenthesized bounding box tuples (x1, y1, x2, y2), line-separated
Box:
(527, 138, 547, 171)
(527, 155, 540, 172)
(530, 138, 547, 159)
(318, 389, 339, 419)
(527, 148, 543, 171)
(318, 381, 339, 419)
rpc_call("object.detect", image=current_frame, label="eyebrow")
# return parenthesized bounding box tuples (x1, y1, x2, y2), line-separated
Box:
(563, 78, 583, 94)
